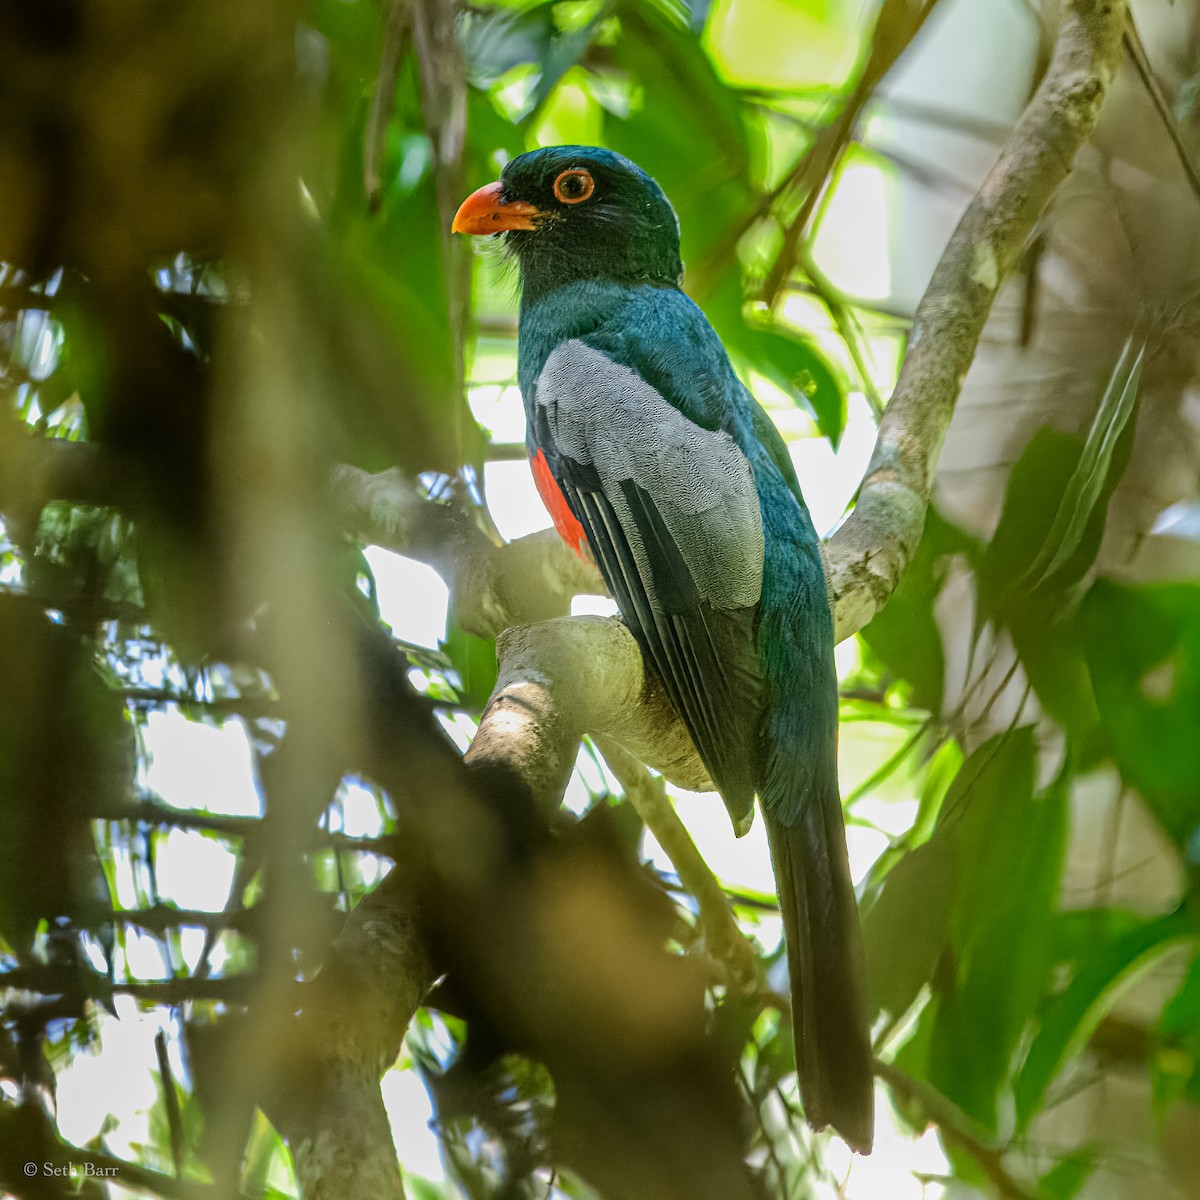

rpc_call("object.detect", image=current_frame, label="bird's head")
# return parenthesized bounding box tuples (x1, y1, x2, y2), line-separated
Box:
(452, 145, 682, 303)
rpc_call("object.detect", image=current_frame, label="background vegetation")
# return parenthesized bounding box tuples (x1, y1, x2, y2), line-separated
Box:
(1, 1, 1199, 1198)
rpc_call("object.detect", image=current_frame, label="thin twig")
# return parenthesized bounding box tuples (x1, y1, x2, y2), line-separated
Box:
(364, 0, 410, 214)
(842, 717, 934, 807)
(595, 737, 759, 994)
(62, 1146, 253, 1200)
(760, 0, 946, 306)
(155, 1029, 185, 1178)
(1123, 14, 1200, 212)
(799, 248, 887, 417)
(690, 1, 944, 302)
(875, 1059, 1041, 1200)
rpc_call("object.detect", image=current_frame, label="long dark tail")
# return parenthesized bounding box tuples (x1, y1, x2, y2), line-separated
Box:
(764, 782, 874, 1153)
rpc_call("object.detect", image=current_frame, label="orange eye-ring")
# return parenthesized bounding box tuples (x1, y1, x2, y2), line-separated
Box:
(553, 169, 595, 204)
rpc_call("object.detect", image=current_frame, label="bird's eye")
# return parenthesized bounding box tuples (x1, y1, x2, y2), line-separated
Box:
(553, 169, 595, 205)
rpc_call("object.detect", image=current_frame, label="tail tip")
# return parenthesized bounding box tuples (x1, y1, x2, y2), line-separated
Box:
(805, 1090, 875, 1156)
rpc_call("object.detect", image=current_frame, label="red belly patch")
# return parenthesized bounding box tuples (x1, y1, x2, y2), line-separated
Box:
(530, 448, 590, 560)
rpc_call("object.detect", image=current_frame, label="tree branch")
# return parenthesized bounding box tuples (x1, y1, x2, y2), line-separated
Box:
(463, 615, 711, 811)
(0, 4, 1126, 655)
(364, 0, 410, 215)
(0, 427, 115, 526)
(825, 0, 1127, 640)
(0, 1100, 253, 1200)
(265, 871, 434, 1200)
(0, 441, 605, 637)
(265, 618, 762, 1200)
(329, 464, 605, 635)
(1123, 12, 1200, 213)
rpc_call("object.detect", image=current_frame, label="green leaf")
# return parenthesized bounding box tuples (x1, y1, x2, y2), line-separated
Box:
(528, 13, 610, 115)
(605, 4, 755, 266)
(1005, 602, 1100, 747)
(976, 431, 1082, 622)
(864, 723, 1068, 1128)
(972, 366, 1140, 740)
(1154, 948, 1200, 1113)
(1048, 906, 1146, 967)
(319, 192, 474, 473)
(1039, 1151, 1097, 1200)
(1161, 947, 1200, 1041)
(859, 507, 977, 714)
(862, 828, 957, 1024)
(702, 271, 846, 442)
(441, 621, 498, 710)
(1013, 910, 1194, 1131)
(460, 2, 564, 89)
(977, 334, 1141, 627)
(1021, 336, 1143, 590)
(926, 728, 1067, 1134)
(731, 317, 845, 444)
(408, 1178, 454, 1200)
(859, 736, 953, 900)
(313, 26, 478, 475)
(1081, 579, 1200, 848)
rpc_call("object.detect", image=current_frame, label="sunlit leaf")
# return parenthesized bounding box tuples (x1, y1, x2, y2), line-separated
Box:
(707, 267, 846, 442)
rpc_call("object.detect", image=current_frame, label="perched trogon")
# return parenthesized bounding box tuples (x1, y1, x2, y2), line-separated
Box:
(453, 146, 873, 1152)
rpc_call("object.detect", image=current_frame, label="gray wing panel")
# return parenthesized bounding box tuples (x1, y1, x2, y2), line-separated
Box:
(536, 339, 765, 610)
(533, 339, 766, 820)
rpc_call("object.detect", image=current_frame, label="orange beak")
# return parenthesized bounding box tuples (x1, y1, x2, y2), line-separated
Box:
(451, 181, 541, 235)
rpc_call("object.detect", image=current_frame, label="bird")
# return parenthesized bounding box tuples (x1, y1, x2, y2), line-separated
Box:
(452, 145, 874, 1153)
